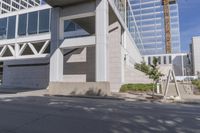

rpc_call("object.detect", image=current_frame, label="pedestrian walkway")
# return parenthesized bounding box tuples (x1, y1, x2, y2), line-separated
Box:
(0, 84, 199, 104)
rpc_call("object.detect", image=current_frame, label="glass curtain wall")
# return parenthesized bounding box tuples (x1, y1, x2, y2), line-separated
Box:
(126, 0, 144, 52)
(113, 0, 144, 53)
(130, 0, 181, 55)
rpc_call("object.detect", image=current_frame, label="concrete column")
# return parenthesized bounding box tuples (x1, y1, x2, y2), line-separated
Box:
(95, 0, 109, 81)
(181, 55, 184, 76)
(50, 8, 63, 82)
(15, 15, 19, 58)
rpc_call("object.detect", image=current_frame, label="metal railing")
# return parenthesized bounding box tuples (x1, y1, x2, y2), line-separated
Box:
(113, 0, 125, 21)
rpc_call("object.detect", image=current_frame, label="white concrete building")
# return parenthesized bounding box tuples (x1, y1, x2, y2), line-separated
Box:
(0, 0, 151, 94)
(191, 36, 200, 76)
(143, 53, 191, 77)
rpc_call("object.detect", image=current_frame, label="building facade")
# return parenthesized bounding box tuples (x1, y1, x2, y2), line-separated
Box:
(143, 53, 191, 77)
(130, 0, 181, 55)
(0, 0, 151, 94)
(0, 2, 51, 88)
(190, 36, 200, 76)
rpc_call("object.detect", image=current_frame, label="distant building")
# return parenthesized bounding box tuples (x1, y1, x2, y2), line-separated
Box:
(143, 53, 191, 77)
(190, 36, 200, 76)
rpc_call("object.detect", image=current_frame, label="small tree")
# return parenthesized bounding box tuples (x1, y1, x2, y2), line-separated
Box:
(135, 61, 150, 74)
(135, 57, 163, 95)
(148, 57, 164, 94)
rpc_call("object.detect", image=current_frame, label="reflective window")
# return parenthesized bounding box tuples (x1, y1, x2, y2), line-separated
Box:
(18, 14, 27, 36)
(7, 16, 16, 39)
(64, 20, 79, 38)
(0, 18, 7, 40)
(39, 9, 50, 33)
(63, 17, 92, 39)
(64, 21, 76, 32)
(28, 11, 38, 34)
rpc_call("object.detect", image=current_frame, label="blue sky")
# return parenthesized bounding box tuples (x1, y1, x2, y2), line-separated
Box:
(178, 0, 200, 52)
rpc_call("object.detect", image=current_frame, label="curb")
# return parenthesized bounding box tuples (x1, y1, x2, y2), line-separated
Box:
(45, 94, 161, 103)
(158, 99, 200, 105)
(175, 100, 200, 105)
(44, 94, 125, 101)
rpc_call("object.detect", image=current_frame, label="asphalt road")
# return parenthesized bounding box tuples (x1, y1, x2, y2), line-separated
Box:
(0, 96, 199, 133)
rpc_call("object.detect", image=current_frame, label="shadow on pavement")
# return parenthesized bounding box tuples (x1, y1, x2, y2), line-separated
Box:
(0, 96, 199, 133)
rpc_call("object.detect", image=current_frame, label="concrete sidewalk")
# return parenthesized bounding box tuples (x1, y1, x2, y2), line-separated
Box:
(0, 89, 152, 102)
(0, 88, 199, 105)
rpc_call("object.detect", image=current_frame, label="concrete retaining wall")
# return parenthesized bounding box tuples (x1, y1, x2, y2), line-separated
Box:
(48, 82, 110, 96)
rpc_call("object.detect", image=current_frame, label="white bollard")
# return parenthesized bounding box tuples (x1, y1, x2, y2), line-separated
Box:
(156, 83, 160, 94)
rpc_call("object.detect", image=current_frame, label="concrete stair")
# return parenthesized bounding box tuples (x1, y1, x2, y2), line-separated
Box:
(162, 82, 199, 100)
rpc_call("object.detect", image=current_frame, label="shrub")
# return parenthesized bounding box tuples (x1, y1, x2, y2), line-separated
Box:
(135, 58, 163, 95)
(135, 61, 150, 74)
(120, 83, 154, 92)
(192, 80, 200, 90)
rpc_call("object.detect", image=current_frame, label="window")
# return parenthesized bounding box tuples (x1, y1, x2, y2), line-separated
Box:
(0, 18, 7, 40)
(64, 21, 76, 32)
(39, 9, 50, 33)
(7, 16, 16, 39)
(148, 57, 151, 65)
(18, 14, 27, 36)
(164, 56, 167, 64)
(169, 56, 172, 64)
(28, 11, 38, 34)
(63, 17, 94, 39)
(158, 57, 161, 64)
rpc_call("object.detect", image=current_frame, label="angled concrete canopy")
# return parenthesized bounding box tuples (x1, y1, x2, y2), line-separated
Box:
(45, 0, 93, 7)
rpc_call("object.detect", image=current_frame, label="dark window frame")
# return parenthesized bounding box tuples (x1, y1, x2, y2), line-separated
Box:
(39, 9, 50, 33)
(0, 18, 7, 39)
(28, 11, 38, 35)
(7, 16, 16, 39)
(164, 56, 167, 64)
(18, 13, 27, 36)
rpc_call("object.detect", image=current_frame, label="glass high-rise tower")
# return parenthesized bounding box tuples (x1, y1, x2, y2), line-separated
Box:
(0, 0, 43, 14)
(129, 0, 181, 55)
